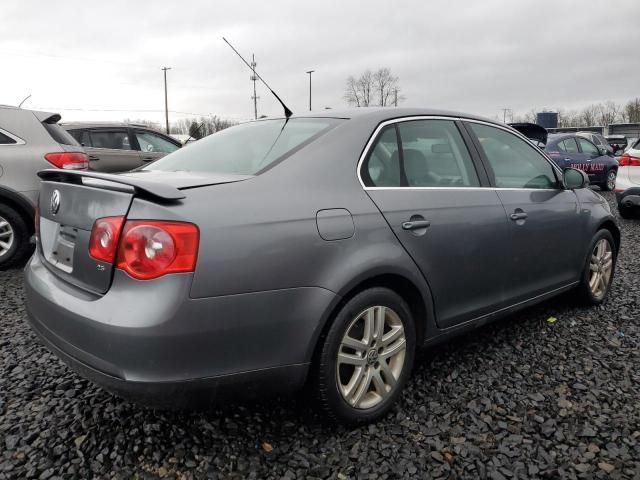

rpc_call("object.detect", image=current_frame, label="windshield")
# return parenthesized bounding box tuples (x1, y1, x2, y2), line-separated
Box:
(146, 118, 342, 175)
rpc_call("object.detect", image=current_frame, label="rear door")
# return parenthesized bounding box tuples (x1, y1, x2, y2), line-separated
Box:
(362, 118, 510, 328)
(84, 128, 142, 172)
(465, 121, 585, 303)
(133, 129, 180, 165)
(548, 137, 585, 170)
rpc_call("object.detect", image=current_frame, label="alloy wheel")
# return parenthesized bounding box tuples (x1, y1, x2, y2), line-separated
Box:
(589, 238, 613, 300)
(607, 171, 617, 191)
(336, 306, 407, 410)
(0, 215, 15, 258)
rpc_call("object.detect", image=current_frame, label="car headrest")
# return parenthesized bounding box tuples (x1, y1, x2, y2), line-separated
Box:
(432, 144, 452, 154)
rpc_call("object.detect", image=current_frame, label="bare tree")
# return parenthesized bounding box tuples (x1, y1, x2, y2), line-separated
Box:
(345, 68, 402, 107)
(373, 68, 400, 106)
(581, 104, 599, 126)
(596, 101, 621, 126)
(623, 98, 640, 123)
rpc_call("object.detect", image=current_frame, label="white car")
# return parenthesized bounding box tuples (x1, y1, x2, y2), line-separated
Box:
(615, 138, 640, 218)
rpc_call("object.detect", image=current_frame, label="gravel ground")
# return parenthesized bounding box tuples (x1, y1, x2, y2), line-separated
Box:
(1, 192, 639, 480)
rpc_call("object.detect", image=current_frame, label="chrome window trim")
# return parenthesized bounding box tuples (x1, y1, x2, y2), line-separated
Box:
(0, 127, 26, 146)
(357, 115, 564, 191)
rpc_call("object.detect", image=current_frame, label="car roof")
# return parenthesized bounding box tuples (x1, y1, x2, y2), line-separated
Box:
(253, 107, 510, 132)
(60, 121, 155, 129)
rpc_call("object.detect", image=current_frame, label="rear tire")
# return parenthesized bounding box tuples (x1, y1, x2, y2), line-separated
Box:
(0, 203, 32, 270)
(313, 287, 416, 425)
(575, 229, 616, 305)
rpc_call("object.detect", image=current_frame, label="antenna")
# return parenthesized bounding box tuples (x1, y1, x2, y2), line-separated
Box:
(223, 37, 292, 118)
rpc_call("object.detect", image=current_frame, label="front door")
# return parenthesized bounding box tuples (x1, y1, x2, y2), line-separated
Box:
(133, 129, 180, 166)
(465, 121, 585, 304)
(362, 119, 510, 329)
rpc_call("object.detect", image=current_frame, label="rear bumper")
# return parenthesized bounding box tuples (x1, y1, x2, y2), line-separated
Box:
(24, 253, 338, 405)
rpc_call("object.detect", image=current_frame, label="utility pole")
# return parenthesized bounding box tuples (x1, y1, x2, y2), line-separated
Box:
(394, 88, 398, 107)
(162, 67, 172, 134)
(250, 54, 259, 120)
(306, 70, 315, 111)
(501, 108, 512, 123)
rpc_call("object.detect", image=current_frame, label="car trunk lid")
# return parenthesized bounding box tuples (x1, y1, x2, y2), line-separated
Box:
(36, 169, 250, 294)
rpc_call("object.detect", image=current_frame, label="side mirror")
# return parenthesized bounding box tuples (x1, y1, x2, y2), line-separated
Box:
(563, 167, 589, 190)
(598, 146, 609, 156)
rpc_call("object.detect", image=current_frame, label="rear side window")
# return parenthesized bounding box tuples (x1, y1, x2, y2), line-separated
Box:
(42, 122, 80, 147)
(365, 126, 401, 186)
(147, 118, 342, 175)
(0, 131, 16, 145)
(90, 129, 132, 150)
(469, 122, 558, 189)
(560, 138, 580, 153)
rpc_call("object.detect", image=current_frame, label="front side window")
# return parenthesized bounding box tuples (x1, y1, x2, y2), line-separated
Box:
(90, 129, 132, 150)
(363, 119, 480, 187)
(135, 131, 180, 154)
(469, 123, 558, 189)
(578, 138, 599, 156)
(148, 118, 341, 175)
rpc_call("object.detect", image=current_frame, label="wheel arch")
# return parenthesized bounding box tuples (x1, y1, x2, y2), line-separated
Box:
(306, 268, 435, 372)
(0, 186, 35, 235)
(597, 218, 620, 252)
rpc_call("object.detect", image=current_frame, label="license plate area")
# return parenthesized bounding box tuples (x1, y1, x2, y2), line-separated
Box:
(40, 217, 78, 273)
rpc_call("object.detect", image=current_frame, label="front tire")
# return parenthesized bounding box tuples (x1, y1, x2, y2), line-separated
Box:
(0, 204, 32, 270)
(576, 230, 616, 305)
(601, 169, 617, 191)
(313, 287, 416, 424)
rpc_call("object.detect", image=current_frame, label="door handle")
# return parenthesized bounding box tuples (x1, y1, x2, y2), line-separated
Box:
(88, 155, 100, 161)
(142, 156, 155, 161)
(402, 220, 431, 230)
(510, 212, 528, 221)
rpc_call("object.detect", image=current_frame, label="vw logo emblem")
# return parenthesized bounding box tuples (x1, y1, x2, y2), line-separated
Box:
(50, 190, 61, 215)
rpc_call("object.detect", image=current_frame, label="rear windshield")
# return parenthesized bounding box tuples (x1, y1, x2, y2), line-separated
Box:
(146, 118, 342, 175)
(42, 122, 81, 147)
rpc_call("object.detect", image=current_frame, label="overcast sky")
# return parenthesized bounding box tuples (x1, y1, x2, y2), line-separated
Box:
(1, 0, 638, 124)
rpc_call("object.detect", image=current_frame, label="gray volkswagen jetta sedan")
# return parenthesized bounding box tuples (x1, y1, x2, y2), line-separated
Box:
(25, 108, 619, 424)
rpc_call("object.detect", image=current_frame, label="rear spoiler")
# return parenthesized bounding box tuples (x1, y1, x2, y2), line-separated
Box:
(37, 169, 185, 201)
(508, 122, 548, 145)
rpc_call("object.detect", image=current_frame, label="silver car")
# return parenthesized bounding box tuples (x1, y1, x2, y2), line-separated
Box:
(25, 108, 619, 424)
(0, 105, 87, 268)
(63, 123, 181, 173)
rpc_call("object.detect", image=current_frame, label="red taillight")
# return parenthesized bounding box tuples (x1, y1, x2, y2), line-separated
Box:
(89, 216, 125, 263)
(618, 153, 640, 167)
(115, 221, 199, 280)
(44, 152, 89, 170)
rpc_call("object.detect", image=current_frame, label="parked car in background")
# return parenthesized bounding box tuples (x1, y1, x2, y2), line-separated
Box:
(624, 137, 639, 153)
(614, 141, 640, 218)
(577, 131, 614, 154)
(605, 135, 628, 155)
(545, 133, 619, 190)
(0, 105, 88, 268)
(25, 108, 619, 424)
(63, 123, 181, 172)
